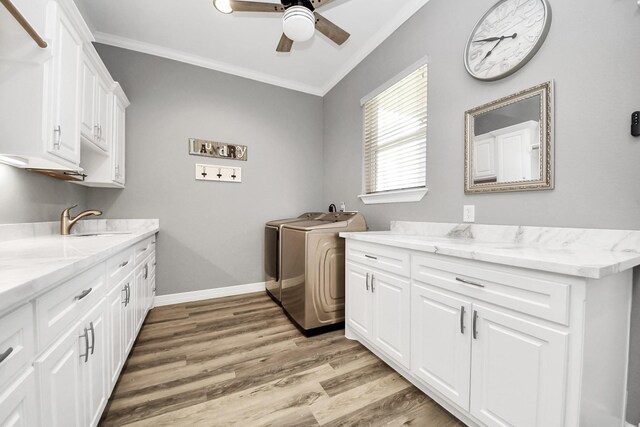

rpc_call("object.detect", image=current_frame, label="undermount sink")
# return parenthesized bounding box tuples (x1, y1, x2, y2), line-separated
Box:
(68, 232, 133, 237)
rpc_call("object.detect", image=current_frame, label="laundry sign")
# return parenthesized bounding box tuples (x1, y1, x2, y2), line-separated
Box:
(189, 138, 248, 161)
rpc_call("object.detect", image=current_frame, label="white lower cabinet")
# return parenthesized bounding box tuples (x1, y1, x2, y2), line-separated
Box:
(343, 240, 629, 427)
(345, 262, 411, 369)
(0, 233, 157, 427)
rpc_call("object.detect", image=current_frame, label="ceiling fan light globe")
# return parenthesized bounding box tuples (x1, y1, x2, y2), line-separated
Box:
(214, 0, 233, 14)
(283, 5, 315, 42)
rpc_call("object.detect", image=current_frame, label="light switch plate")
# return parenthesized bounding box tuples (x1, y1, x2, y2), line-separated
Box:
(195, 164, 242, 183)
(463, 205, 475, 223)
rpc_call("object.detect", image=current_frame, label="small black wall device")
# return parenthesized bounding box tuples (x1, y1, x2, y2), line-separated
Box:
(632, 111, 640, 137)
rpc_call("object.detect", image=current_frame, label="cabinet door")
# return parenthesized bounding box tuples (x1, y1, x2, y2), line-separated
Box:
(46, 5, 81, 165)
(496, 131, 531, 182)
(79, 58, 96, 143)
(80, 300, 108, 427)
(112, 97, 126, 185)
(470, 304, 568, 427)
(134, 265, 145, 333)
(473, 137, 496, 180)
(95, 79, 110, 151)
(35, 326, 83, 427)
(411, 282, 472, 410)
(107, 280, 127, 389)
(345, 263, 372, 339)
(123, 280, 136, 354)
(0, 369, 37, 427)
(371, 270, 410, 369)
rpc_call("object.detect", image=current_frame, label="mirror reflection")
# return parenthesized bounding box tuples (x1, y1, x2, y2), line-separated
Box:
(464, 82, 553, 194)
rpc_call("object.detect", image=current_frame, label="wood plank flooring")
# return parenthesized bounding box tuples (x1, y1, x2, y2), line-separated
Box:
(100, 292, 465, 427)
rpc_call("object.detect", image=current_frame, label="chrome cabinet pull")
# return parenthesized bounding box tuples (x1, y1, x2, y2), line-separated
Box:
(0, 347, 13, 364)
(144, 264, 149, 280)
(460, 306, 466, 334)
(119, 260, 129, 268)
(371, 275, 375, 293)
(53, 125, 61, 148)
(472, 310, 479, 340)
(126, 284, 131, 305)
(80, 328, 89, 363)
(455, 277, 485, 288)
(365, 273, 370, 291)
(88, 322, 95, 355)
(122, 285, 128, 305)
(364, 254, 378, 260)
(74, 288, 92, 301)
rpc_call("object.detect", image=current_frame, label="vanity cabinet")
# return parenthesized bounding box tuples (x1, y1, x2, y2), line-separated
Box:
(344, 237, 632, 427)
(0, 232, 158, 427)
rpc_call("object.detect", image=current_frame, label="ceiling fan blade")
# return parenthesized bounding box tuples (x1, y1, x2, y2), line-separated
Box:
(276, 33, 293, 52)
(310, 0, 338, 8)
(229, 1, 284, 12)
(314, 12, 350, 45)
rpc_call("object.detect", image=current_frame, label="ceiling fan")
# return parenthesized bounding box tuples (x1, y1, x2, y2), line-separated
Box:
(212, 0, 351, 53)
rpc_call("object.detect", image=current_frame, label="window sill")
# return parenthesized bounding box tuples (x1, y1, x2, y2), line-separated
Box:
(358, 188, 428, 205)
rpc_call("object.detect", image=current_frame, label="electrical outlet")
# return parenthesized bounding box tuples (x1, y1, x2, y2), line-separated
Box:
(463, 205, 475, 223)
(195, 164, 242, 183)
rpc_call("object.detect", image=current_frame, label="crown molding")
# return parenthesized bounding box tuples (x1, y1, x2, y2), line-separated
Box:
(93, 32, 325, 96)
(320, 0, 430, 95)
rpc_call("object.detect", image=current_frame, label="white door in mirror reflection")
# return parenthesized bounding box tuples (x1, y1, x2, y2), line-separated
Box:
(473, 121, 539, 184)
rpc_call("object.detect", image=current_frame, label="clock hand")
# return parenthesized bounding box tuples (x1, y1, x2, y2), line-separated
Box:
(480, 38, 503, 63)
(473, 33, 518, 43)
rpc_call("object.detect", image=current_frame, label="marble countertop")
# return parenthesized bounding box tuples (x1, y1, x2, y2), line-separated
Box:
(0, 219, 159, 314)
(341, 222, 640, 279)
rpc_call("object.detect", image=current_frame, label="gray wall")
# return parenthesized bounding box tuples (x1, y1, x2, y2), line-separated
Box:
(87, 44, 324, 295)
(321, 0, 640, 422)
(0, 163, 88, 223)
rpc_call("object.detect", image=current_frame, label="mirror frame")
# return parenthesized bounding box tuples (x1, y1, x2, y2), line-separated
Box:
(464, 81, 554, 194)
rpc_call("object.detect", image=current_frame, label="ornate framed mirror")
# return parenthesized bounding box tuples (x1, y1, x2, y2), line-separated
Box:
(464, 81, 553, 194)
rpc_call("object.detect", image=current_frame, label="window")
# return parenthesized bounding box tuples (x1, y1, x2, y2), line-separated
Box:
(360, 61, 428, 204)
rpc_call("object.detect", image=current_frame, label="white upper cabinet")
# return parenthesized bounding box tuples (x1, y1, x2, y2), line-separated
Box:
(0, 0, 128, 186)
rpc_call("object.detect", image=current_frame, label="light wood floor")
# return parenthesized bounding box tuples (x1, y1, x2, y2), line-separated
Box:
(100, 292, 465, 427)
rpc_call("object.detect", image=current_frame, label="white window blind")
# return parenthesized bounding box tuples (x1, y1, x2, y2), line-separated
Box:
(363, 64, 427, 195)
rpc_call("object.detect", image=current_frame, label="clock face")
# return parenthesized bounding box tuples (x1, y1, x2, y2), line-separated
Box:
(464, 0, 552, 81)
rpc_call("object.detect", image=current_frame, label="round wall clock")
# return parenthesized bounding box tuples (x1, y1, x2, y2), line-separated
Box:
(464, 0, 552, 81)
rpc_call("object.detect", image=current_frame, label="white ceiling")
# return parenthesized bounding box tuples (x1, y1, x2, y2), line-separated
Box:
(72, 0, 430, 96)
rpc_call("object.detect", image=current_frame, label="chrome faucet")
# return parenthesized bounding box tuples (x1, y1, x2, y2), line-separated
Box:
(60, 205, 102, 235)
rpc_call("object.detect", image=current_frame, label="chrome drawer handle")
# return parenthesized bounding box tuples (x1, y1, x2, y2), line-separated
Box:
(141, 247, 148, 252)
(365, 273, 370, 291)
(364, 254, 378, 260)
(371, 274, 375, 293)
(75, 288, 92, 301)
(460, 306, 466, 334)
(455, 277, 485, 288)
(119, 260, 129, 268)
(0, 347, 13, 364)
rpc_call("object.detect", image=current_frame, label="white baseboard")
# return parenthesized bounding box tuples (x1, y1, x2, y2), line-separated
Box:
(153, 282, 266, 307)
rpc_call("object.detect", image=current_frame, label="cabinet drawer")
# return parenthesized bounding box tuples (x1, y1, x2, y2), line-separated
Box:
(134, 236, 155, 264)
(106, 247, 134, 290)
(347, 241, 410, 277)
(412, 253, 571, 325)
(0, 304, 34, 389)
(36, 263, 106, 350)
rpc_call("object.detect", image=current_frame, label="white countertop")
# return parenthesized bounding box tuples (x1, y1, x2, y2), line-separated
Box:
(341, 222, 640, 279)
(0, 219, 159, 313)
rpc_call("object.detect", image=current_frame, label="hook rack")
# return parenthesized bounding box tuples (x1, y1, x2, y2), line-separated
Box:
(195, 164, 242, 183)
